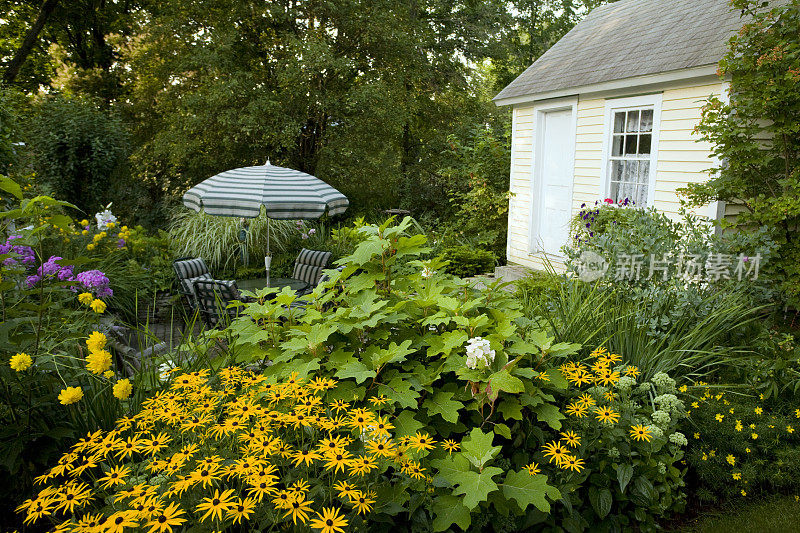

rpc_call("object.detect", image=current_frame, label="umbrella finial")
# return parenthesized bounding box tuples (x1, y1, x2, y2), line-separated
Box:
(265, 158, 271, 166)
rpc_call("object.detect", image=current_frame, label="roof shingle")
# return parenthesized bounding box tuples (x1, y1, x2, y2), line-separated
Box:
(494, 0, 745, 102)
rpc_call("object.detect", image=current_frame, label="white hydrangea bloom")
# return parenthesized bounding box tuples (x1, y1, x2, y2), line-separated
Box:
(421, 266, 436, 279)
(465, 337, 495, 370)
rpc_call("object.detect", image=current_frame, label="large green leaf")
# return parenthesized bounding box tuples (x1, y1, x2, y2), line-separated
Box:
(488, 369, 525, 394)
(501, 470, 561, 513)
(334, 361, 376, 384)
(393, 410, 424, 438)
(533, 403, 564, 430)
(461, 428, 501, 469)
(497, 399, 523, 420)
(369, 339, 414, 369)
(589, 487, 613, 519)
(377, 376, 420, 408)
(426, 329, 468, 358)
(616, 463, 634, 493)
(432, 495, 471, 532)
(431, 453, 471, 486)
(0, 175, 22, 199)
(423, 390, 464, 424)
(451, 467, 503, 509)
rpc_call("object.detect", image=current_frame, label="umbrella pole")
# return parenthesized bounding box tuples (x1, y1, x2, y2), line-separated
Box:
(266, 218, 270, 288)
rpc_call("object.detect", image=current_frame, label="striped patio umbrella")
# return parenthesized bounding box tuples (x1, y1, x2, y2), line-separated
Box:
(182, 161, 348, 285)
(183, 161, 348, 220)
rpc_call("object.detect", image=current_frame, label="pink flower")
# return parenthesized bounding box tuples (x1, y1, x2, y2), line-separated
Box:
(604, 198, 614, 204)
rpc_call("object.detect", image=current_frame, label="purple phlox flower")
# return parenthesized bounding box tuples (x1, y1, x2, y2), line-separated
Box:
(581, 203, 586, 208)
(40, 256, 63, 277)
(301, 233, 309, 240)
(23, 256, 75, 288)
(117, 239, 126, 248)
(585, 223, 591, 229)
(76, 269, 113, 298)
(743, 256, 750, 262)
(308, 228, 316, 236)
(0, 235, 35, 267)
(589, 232, 594, 237)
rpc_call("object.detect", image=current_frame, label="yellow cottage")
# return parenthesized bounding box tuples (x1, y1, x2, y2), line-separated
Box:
(494, 0, 743, 273)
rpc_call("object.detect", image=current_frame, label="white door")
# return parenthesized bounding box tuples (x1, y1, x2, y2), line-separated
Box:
(534, 109, 574, 256)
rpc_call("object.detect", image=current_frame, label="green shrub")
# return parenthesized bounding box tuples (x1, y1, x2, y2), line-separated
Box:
(441, 245, 496, 277)
(684, 387, 800, 502)
(25, 95, 128, 215)
(223, 217, 687, 529)
(515, 270, 562, 302)
(0, 178, 145, 521)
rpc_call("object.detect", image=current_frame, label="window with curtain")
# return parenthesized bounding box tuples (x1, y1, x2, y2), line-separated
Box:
(607, 107, 654, 206)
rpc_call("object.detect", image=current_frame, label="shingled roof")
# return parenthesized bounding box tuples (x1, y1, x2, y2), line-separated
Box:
(494, 0, 745, 103)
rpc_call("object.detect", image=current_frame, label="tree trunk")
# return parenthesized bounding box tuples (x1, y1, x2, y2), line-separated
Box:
(2, 0, 61, 84)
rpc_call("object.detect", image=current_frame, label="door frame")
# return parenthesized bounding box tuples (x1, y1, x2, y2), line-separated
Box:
(529, 97, 578, 257)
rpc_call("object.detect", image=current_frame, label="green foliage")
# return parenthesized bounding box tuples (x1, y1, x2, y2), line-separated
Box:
(442, 124, 512, 258)
(0, 87, 21, 174)
(681, 0, 800, 307)
(226, 217, 686, 529)
(168, 208, 295, 272)
(0, 178, 143, 521)
(441, 245, 496, 278)
(684, 387, 800, 501)
(518, 272, 763, 382)
(514, 270, 562, 302)
(26, 95, 128, 215)
(735, 331, 800, 402)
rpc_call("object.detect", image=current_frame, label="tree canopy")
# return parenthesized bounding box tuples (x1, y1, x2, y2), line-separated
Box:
(1, 0, 611, 222)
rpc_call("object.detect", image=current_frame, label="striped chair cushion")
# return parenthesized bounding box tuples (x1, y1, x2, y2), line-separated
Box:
(174, 258, 210, 288)
(192, 279, 241, 327)
(291, 249, 332, 286)
(184, 274, 212, 307)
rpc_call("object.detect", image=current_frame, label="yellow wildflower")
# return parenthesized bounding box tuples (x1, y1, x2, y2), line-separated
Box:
(10, 352, 33, 372)
(78, 292, 94, 306)
(90, 299, 107, 314)
(58, 386, 83, 405)
(113, 379, 133, 400)
(86, 331, 107, 352)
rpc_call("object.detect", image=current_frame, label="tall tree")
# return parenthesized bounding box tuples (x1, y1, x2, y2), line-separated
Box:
(1, 0, 59, 85)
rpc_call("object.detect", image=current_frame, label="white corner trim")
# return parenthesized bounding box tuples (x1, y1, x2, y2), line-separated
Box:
(494, 65, 720, 107)
(599, 94, 663, 207)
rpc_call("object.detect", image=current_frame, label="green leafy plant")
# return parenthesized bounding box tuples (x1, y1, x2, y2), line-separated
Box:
(0, 176, 145, 521)
(441, 245, 496, 278)
(223, 217, 687, 529)
(25, 95, 128, 215)
(684, 386, 800, 502)
(681, 0, 800, 308)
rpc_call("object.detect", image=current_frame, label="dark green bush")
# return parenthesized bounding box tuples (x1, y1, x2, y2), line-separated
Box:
(441, 245, 496, 277)
(26, 95, 128, 215)
(684, 388, 800, 502)
(515, 270, 562, 302)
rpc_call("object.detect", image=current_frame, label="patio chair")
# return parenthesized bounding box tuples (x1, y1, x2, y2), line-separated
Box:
(291, 248, 332, 295)
(173, 257, 212, 311)
(192, 278, 243, 328)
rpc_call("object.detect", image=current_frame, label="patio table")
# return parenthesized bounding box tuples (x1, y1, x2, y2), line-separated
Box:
(237, 277, 310, 293)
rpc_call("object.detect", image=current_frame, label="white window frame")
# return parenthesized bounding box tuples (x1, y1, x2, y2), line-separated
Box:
(600, 94, 662, 208)
(529, 97, 578, 256)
